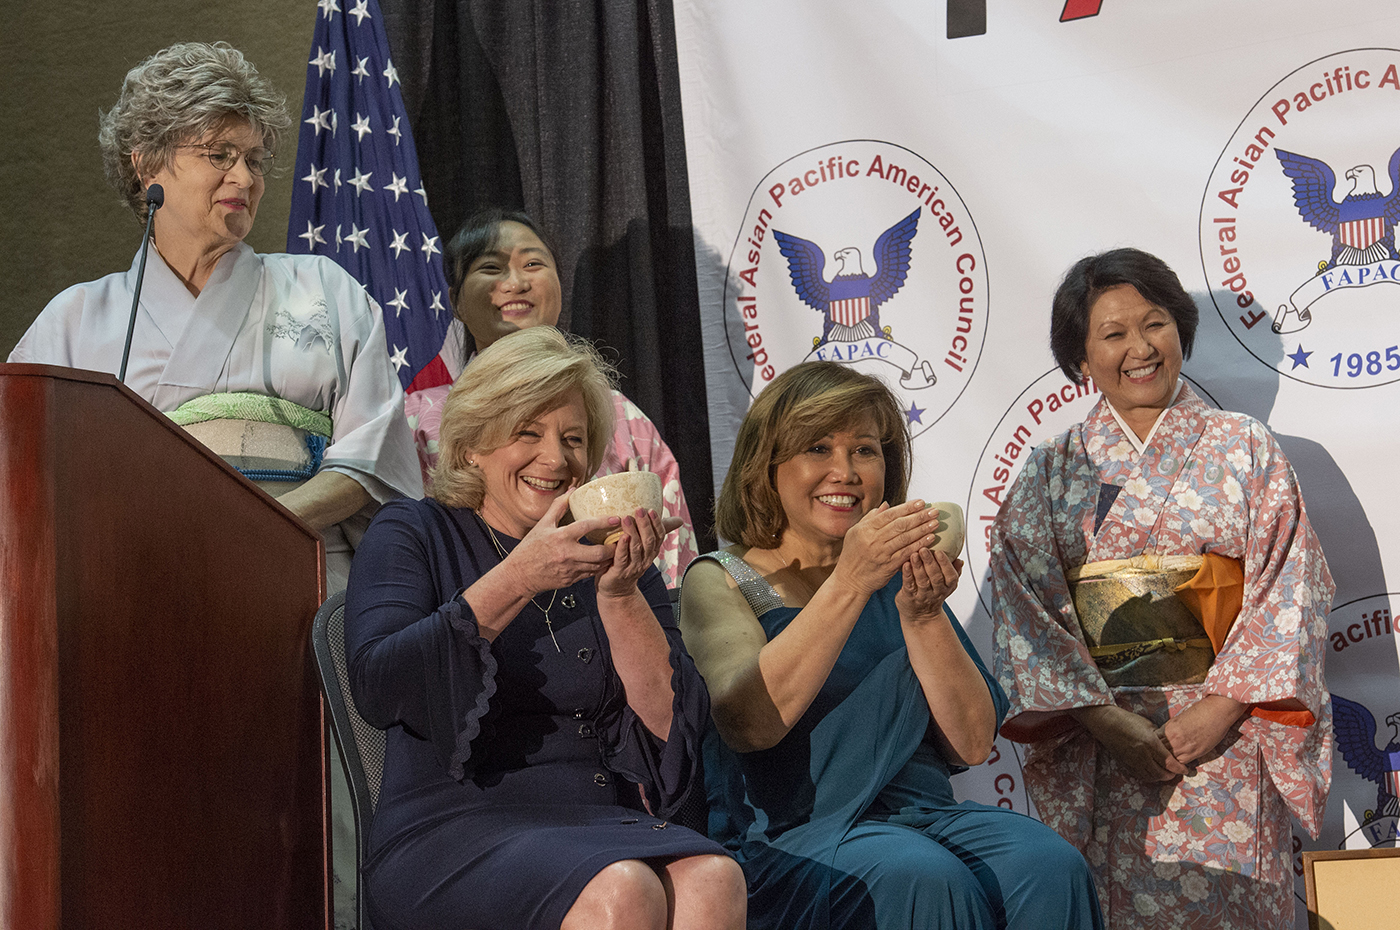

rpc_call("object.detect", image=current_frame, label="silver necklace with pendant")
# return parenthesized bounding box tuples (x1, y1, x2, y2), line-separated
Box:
(480, 514, 562, 653)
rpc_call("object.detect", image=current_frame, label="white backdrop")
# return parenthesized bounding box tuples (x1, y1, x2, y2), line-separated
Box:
(674, 2, 1400, 921)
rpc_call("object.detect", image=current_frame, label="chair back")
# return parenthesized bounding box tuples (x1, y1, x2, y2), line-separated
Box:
(311, 591, 386, 930)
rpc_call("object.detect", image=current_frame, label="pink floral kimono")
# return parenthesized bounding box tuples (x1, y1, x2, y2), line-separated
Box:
(990, 384, 1333, 929)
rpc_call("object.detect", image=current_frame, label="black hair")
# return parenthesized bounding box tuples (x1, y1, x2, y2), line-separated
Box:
(445, 208, 559, 302)
(1050, 247, 1198, 384)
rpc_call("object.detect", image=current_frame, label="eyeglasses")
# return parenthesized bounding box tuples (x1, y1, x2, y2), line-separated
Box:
(180, 141, 274, 177)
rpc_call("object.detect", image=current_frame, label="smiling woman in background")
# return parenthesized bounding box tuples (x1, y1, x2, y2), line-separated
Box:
(406, 209, 697, 586)
(7, 42, 421, 591)
(990, 247, 1333, 928)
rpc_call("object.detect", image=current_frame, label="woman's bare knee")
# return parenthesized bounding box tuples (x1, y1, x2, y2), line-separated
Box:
(660, 854, 747, 930)
(562, 859, 668, 930)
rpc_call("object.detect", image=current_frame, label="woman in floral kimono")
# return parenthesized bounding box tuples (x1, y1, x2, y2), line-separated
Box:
(990, 248, 1333, 929)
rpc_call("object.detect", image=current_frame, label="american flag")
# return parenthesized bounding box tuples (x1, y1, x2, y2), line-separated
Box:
(287, 0, 458, 393)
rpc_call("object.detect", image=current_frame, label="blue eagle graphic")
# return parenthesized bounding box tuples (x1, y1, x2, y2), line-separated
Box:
(1331, 694, 1400, 822)
(1276, 146, 1400, 268)
(772, 208, 920, 345)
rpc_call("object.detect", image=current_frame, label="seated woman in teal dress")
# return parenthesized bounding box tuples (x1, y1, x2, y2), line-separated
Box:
(678, 362, 1104, 930)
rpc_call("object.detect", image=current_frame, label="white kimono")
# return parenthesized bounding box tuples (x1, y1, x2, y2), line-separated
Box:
(10, 242, 424, 588)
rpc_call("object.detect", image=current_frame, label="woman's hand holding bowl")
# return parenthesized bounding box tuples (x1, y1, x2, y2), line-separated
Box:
(498, 489, 616, 596)
(896, 548, 963, 623)
(832, 500, 940, 599)
(596, 507, 669, 599)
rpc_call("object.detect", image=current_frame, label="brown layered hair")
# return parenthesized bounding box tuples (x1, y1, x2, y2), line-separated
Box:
(715, 362, 910, 549)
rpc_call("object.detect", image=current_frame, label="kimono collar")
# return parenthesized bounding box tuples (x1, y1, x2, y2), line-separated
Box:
(1101, 378, 1187, 456)
(140, 242, 262, 408)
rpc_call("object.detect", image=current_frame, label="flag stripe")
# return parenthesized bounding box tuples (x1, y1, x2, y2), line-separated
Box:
(831, 297, 871, 328)
(1340, 216, 1385, 251)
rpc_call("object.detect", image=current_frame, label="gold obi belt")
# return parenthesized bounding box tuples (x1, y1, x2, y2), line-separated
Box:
(1066, 553, 1244, 688)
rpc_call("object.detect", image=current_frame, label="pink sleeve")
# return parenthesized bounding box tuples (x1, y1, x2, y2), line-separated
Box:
(403, 385, 449, 493)
(990, 446, 1114, 741)
(598, 391, 698, 588)
(1200, 419, 1334, 835)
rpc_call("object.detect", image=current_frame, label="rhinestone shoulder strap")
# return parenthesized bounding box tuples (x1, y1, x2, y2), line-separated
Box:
(688, 550, 787, 618)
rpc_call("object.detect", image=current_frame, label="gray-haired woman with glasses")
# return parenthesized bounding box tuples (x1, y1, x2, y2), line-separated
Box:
(8, 40, 422, 930)
(9, 41, 422, 591)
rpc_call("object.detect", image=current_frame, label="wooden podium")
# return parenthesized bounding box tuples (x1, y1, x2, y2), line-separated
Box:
(0, 364, 328, 930)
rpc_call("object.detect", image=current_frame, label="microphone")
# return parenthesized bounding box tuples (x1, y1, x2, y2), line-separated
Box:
(118, 183, 164, 384)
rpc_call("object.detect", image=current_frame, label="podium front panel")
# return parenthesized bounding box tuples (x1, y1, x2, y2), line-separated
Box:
(0, 365, 327, 930)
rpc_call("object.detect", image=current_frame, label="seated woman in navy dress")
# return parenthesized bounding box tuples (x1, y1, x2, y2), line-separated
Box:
(678, 362, 1103, 930)
(346, 326, 745, 930)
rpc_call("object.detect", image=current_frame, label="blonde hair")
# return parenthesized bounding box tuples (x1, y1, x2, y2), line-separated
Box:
(715, 362, 910, 549)
(430, 327, 617, 509)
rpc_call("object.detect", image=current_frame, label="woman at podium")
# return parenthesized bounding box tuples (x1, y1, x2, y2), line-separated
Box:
(7, 41, 421, 591)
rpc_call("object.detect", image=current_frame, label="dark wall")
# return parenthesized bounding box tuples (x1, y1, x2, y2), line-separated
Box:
(0, 1, 314, 357)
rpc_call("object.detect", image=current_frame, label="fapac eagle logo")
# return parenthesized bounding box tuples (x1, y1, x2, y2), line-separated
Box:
(1201, 49, 1400, 388)
(1272, 146, 1400, 334)
(773, 207, 938, 391)
(1331, 694, 1400, 848)
(724, 140, 986, 437)
(1319, 592, 1400, 850)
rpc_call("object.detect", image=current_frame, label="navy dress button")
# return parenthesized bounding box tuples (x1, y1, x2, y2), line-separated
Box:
(579, 722, 595, 738)
(594, 772, 609, 787)
(577, 647, 592, 663)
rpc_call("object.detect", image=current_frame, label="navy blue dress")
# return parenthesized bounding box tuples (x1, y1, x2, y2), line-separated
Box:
(694, 553, 1104, 930)
(346, 499, 724, 930)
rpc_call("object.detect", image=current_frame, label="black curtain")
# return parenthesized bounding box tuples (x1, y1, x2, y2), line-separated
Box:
(382, 0, 715, 552)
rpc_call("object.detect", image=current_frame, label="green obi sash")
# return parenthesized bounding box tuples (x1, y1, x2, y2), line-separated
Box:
(168, 392, 331, 482)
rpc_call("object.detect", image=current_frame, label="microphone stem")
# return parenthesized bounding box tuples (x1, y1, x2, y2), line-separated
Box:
(118, 204, 160, 384)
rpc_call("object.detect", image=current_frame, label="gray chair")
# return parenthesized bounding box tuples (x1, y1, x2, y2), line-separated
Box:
(311, 591, 385, 930)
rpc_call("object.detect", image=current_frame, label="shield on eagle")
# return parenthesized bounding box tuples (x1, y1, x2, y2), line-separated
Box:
(829, 296, 871, 327)
(1340, 216, 1386, 251)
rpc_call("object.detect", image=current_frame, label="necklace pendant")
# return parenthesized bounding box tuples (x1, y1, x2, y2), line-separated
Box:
(478, 511, 563, 653)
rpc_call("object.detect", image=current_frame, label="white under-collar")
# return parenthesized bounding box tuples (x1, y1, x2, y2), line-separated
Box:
(1103, 379, 1185, 456)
